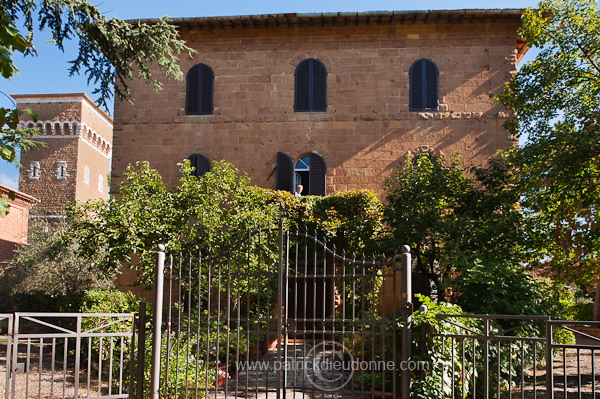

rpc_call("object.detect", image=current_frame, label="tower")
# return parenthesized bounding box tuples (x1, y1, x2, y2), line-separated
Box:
(14, 93, 113, 216)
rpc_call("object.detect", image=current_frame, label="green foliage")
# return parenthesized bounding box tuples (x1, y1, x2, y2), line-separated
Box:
(69, 160, 280, 285)
(411, 295, 570, 398)
(383, 154, 527, 292)
(571, 301, 595, 321)
(80, 288, 140, 314)
(284, 189, 383, 254)
(445, 260, 572, 319)
(0, 9, 29, 79)
(411, 295, 472, 399)
(0, 105, 39, 217)
(498, 0, 600, 317)
(150, 334, 218, 397)
(69, 160, 383, 285)
(6, 217, 114, 311)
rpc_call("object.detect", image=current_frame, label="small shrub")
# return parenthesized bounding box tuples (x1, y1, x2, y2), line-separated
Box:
(80, 289, 140, 314)
(571, 301, 595, 321)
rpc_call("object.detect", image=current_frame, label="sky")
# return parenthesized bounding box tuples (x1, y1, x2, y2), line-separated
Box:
(0, 0, 542, 190)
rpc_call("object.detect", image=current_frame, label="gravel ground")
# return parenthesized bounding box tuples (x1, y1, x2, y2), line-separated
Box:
(1, 336, 598, 399)
(511, 335, 599, 399)
(0, 341, 123, 399)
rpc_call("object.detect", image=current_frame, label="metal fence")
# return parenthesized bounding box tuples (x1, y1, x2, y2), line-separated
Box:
(1, 314, 13, 399)
(149, 227, 413, 399)
(2, 313, 135, 399)
(428, 315, 600, 398)
(547, 320, 600, 399)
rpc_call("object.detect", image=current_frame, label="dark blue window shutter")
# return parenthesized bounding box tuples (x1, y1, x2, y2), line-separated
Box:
(308, 153, 326, 196)
(425, 61, 438, 110)
(410, 59, 438, 111)
(295, 59, 327, 112)
(188, 153, 211, 177)
(187, 67, 200, 113)
(276, 152, 294, 193)
(312, 61, 327, 111)
(186, 64, 214, 115)
(410, 60, 424, 111)
(295, 61, 310, 112)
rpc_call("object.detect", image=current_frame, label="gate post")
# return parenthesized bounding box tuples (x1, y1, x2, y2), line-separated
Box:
(276, 215, 287, 398)
(151, 244, 166, 399)
(400, 245, 412, 399)
(546, 320, 554, 399)
(135, 301, 147, 399)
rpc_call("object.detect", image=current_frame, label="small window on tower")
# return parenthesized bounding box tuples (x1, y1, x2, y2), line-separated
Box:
(83, 166, 90, 185)
(55, 161, 69, 180)
(29, 161, 41, 180)
(98, 174, 104, 193)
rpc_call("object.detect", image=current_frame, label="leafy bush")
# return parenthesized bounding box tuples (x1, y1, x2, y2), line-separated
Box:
(445, 260, 572, 319)
(80, 289, 140, 314)
(572, 301, 595, 321)
(5, 217, 113, 312)
(346, 295, 571, 398)
(69, 161, 384, 286)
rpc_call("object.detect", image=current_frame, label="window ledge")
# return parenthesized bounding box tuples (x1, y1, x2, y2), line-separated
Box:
(417, 111, 484, 120)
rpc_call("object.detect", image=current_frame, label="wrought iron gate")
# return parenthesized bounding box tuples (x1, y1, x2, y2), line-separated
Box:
(1, 313, 135, 399)
(152, 226, 411, 399)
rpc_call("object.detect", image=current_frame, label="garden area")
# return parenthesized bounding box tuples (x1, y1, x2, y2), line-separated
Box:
(1, 0, 600, 397)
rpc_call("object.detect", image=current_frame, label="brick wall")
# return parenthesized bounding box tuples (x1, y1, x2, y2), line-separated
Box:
(0, 187, 37, 264)
(112, 12, 523, 197)
(19, 137, 79, 215)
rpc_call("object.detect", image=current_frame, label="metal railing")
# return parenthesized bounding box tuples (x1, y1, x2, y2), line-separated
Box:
(428, 314, 600, 398)
(4, 312, 135, 399)
(1, 314, 14, 399)
(547, 320, 600, 399)
(429, 314, 550, 399)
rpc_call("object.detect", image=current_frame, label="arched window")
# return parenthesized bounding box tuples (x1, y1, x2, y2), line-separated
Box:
(188, 153, 211, 177)
(409, 59, 439, 111)
(276, 152, 326, 196)
(186, 64, 214, 115)
(294, 58, 327, 112)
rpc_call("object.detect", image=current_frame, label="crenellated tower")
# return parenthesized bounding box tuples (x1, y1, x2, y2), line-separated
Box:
(14, 93, 113, 216)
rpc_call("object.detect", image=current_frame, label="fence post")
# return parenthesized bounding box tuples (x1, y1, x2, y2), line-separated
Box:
(483, 317, 489, 399)
(151, 244, 166, 399)
(401, 245, 412, 399)
(546, 320, 554, 399)
(276, 214, 287, 397)
(135, 301, 147, 399)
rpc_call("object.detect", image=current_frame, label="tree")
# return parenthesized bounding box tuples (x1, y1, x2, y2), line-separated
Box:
(498, 0, 600, 319)
(4, 216, 113, 311)
(383, 154, 528, 300)
(0, 0, 194, 216)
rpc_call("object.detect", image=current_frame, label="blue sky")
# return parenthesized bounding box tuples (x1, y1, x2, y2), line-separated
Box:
(0, 0, 541, 189)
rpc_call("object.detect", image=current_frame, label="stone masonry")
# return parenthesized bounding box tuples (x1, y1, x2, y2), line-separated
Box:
(14, 93, 113, 216)
(112, 10, 526, 197)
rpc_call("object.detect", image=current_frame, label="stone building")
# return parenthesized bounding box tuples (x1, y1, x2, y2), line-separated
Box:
(112, 9, 526, 197)
(14, 93, 113, 216)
